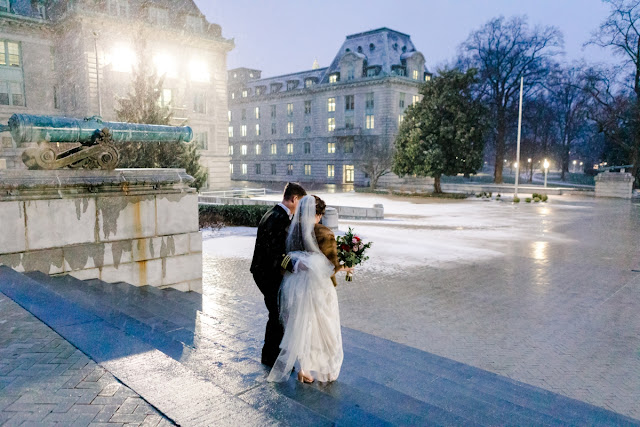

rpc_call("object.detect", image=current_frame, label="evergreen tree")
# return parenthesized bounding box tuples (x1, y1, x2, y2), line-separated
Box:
(114, 36, 208, 190)
(393, 68, 488, 193)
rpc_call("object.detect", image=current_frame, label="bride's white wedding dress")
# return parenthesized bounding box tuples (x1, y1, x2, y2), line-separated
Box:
(267, 196, 343, 383)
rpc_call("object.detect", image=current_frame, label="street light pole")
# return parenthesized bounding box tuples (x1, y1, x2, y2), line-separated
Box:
(514, 77, 524, 198)
(544, 159, 550, 188)
(93, 31, 102, 117)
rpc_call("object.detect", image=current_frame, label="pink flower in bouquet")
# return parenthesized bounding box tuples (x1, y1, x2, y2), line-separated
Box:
(352, 238, 358, 244)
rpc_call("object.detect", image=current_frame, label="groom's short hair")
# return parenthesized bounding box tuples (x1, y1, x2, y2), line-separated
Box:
(283, 182, 306, 201)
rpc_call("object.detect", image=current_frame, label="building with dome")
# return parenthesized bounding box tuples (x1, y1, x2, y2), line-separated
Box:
(227, 27, 431, 186)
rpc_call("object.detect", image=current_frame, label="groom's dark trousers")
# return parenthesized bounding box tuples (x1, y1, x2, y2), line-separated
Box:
(250, 204, 292, 367)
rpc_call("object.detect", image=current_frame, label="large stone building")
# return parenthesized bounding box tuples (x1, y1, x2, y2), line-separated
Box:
(0, 0, 233, 189)
(228, 27, 430, 187)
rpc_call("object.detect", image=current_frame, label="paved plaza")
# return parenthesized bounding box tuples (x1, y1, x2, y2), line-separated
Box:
(203, 193, 640, 420)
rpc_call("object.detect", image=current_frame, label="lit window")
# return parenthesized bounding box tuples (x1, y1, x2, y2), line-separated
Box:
(287, 122, 294, 134)
(287, 103, 293, 116)
(366, 114, 375, 129)
(241, 125, 247, 137)
(256, 87, 263, 95)
(270, 144, 277, 155)
(231, 92, 235, 99)
(344, 165, 355, 183)
(365, 93, 374, 110)
(413, 69, 419, 80)
(270, 105, 276, 118)
(327, 142, 335, 154)
(255, 107, 260, 119)
(0, 41, 20, 67)
(241, 145, 247, 155)
(305, 100, 312, 114)
(255, 163, 261, 174)
(304, 164, 311, 175)
(255, 124, 260, 135)
(344, 138, 354, 153)
(242, 89, 248, 98)
(255, 144, 261, 155)
(228, 126, 233, 138)
(329, 73, 338, 83)
(327, 97, 335, 112)
(413, 95, 420, 105)
(228, 110, 232, 121)
(242, 164, 247, 175)
(327, 164, 335, 178)
(425, 74, 431, 82)
(228, 145, 233, 155)
(304, 142, 311, 154)
(399, 93, 405, 108)
(327, 118, 335, 132)
(230, 164, 234, 174)
(287, 143, 293, 154)
(287, 164, 294, 175)
(345, 95, 354, 111)
(271, 122, 277, 135)
(305, 79, 314, 88)
(399, 114, 405, 125)
(271, 164, 277, 175)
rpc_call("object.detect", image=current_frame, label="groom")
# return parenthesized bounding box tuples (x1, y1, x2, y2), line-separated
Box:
(251, 182, 307, 367)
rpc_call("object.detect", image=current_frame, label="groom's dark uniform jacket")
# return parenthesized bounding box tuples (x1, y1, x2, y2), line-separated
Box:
(251, 204, 294, 366)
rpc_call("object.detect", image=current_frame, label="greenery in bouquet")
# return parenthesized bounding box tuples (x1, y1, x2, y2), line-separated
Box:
(336, 227, 372, 281)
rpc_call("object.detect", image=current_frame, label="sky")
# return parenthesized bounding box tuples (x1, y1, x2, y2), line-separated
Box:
(195, 0, 617, 79)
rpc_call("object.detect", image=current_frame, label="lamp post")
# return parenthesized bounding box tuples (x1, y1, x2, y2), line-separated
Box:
(572, 159, 577, 173)
(92, 31, 102, 117)
(543, 159, 550, 188)
(514, 77, 524, 199)
(528, 158, 532, 182)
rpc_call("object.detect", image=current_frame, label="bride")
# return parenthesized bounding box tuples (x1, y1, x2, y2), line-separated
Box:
(267, 195, 350, 383)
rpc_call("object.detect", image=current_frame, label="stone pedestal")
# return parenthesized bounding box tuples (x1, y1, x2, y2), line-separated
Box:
(0, 169, 202, 292)
(321, 207, 339, 231)
(595, 172, 634, 199)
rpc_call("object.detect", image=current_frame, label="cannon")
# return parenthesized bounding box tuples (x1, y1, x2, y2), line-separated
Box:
(0, 114, 193, 170)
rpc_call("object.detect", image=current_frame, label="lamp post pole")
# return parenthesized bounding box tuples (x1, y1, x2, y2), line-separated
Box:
(544, 159, 550, 188)
(514, 77, 524, 199)
(93, 31, 102, 117)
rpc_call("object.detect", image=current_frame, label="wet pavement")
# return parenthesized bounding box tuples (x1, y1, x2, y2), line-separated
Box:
(203, 195, 640, 419)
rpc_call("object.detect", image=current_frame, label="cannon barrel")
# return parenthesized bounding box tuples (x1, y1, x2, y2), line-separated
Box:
(6, 114, 192, 145)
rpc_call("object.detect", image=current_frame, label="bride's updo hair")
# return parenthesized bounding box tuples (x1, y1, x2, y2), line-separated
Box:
(313, 195, 326, 216)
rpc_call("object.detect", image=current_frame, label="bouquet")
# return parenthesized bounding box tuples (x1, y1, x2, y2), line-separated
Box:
(336, 227, 372, 281)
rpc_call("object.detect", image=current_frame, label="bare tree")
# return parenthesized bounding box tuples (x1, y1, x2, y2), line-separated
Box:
(356, 135, 394, 190)
(588, 0, 640, 184)
(462, 16, 563, 183)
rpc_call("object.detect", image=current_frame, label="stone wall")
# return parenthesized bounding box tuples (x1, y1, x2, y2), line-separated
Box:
(595, 172, 634, 199)
(0, 169, 202, 292)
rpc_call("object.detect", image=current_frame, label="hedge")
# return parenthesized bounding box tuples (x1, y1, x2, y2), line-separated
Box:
(199, 204, 270, 228)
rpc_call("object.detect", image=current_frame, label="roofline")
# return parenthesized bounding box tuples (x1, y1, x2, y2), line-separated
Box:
(346, 27, 411, 40)
(251, 67, 329, 82)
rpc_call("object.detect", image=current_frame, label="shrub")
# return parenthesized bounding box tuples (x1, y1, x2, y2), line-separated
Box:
(513, 197, 520, 203)
(533, 197, 541, 203)
(525, 197, 532, 203)
(542, 194, 548, 202)
(199, 204, 270, 228)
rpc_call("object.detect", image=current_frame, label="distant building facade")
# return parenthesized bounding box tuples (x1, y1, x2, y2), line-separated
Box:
(228, 28, 431, 186)
(0, 0, 233, 189)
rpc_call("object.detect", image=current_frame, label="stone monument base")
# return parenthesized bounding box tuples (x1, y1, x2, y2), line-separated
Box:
(595, 171, 634, 199)
(0, 169, 202, 292)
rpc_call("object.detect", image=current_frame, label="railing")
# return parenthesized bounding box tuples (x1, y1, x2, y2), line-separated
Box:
(597, 165, 633, 173)
(199, 188, 268, 198)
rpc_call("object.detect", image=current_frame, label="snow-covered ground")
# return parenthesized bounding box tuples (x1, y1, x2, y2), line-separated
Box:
(203, 192, 585, 274)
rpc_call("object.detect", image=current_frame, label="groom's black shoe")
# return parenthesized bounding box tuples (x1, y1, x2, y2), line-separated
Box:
(261, 357, 275, 368)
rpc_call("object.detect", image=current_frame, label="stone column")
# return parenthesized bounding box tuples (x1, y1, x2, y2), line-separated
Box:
(0, 169, 202, 293)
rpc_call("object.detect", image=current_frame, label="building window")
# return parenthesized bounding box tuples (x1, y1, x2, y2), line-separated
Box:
(271, 163, 277, 175)
(255, 124, 260, 135)
(158, 88, 172, 107)
(304, 164, 311, 175)
(399, 114, 405, 125)
(425, 74, 432, 82)
(242, 89, 248, 98)
(413, 95, 420, 105)
(50, 47, 55, 71)
(344, 165, 355, 183)
(399, 93, 405, 108)
(0, 0, 9, 12)
(270, 144, 277, 155)
(329, 73, 339, 83)
(305, 79, 314, 88)
(255, 107, 260, 119)
(230, 164, 234, 174)
(148, 6, 169, 25)
(344, 137, 354, 153)
(287, 103, 293, 116)
(0, 81, 24, 107)
(271, 122, 277, 135)
(231, 92, 235, 99)
(304, 142, 311, 154)
(327, 118, 335, 132)
(287, 122, 294, 134)
(228, 110, 232, 121)
(53, 86, 60, 109)
(241, 125, 247, 137)
(327, 97, 335, 112)
(345, 115, 354, 129)
(327, 164, 335, 178)
(365, 92, 374, 110)
(287, 143, 293, 154)
(347, 67, 355, 80)
(108, 0, 130, 17)
(193, 93, 206, 113)
(255, 163, 261, 174)
(366, 114, 375, 129)
(287, 81, 298, 90)
(241, 145, 247, 155)
(255, 144, 261, 155)
(0, 41, 20, 67)
(195, 132, 208, 150)
(228, 145, 233, 155)
(271, 104, 276, 118)
(304, 125, 311, 134)
(228, 126, 234, 138)
(287, 164, 294, 175)
(256, 87, 263, 95)
(241, 108, 246, 120)
(186, 15, 204, 33)
(345, 95, 354, 111)
(327, 142, 335, 154)
(242, 164, 247, 175)
(413, 69, 419, 80)
(366, 68, 378, 77)
(304, 100, 312, 114)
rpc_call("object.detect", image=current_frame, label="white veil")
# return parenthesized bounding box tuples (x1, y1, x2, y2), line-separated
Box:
(286, 195, 321, 254)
